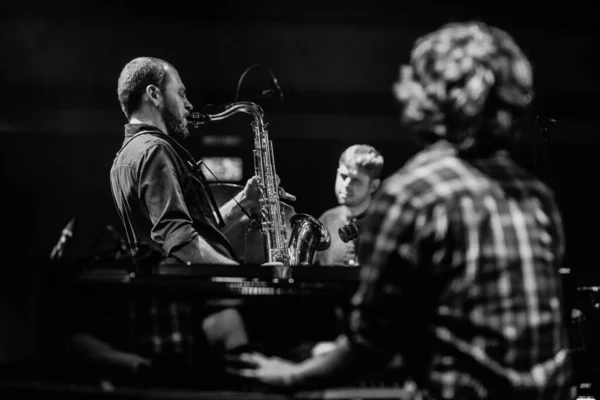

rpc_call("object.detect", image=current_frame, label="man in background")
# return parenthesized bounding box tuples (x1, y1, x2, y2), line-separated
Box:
(314, 145, 383, 266)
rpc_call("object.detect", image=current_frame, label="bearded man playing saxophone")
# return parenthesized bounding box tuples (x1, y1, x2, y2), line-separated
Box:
(111, 57, 295, 266)
(68, 57, 297, 387)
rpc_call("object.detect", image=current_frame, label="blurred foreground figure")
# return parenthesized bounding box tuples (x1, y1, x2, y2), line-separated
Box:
(230, 21, 573, 399)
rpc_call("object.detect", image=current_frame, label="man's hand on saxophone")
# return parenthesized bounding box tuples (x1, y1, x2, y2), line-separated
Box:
(274, 174, 297, 203)
(217, 176, 260, 231)
(241, 175, 296, 212)
(219, 175, 296, 231)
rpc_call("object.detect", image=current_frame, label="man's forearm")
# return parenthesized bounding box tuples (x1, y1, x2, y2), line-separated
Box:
(219, 191, 253, 233)
(69, 334, 151, 374)
(193, 236, 239, 265)
(170, 235, 239, 265)
(289, 336, 376, 388)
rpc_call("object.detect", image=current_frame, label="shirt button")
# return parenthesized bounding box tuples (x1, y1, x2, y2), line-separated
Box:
(540, 231, 552, 244)
(504, 325, 517, 339)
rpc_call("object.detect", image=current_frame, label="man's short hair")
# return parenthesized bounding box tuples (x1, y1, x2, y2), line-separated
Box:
(339, 144, 384, 180)
(393, 21, 533, 150)
(117, 57, 173, 119)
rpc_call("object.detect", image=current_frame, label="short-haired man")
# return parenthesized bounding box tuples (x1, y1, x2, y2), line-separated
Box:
(314, 145, 383, 266)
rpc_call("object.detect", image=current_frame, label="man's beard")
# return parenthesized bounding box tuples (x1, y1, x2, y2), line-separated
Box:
(162, 101, 189, 141)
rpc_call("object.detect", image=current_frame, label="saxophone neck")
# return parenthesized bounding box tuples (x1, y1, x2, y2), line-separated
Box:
(188, 102, 264, 127)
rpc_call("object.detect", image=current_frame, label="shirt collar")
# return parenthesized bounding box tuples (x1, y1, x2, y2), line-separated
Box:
(124, 123, 166, 139)
(404, 140, 457, 171)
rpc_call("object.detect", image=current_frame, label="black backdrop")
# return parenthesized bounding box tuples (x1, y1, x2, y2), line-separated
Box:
(0, 1, 598, 365)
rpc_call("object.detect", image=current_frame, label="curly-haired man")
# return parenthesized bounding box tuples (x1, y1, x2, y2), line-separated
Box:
(231, 21, 573, 399)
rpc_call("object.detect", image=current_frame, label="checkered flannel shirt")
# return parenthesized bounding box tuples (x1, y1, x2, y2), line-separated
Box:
(348, 140, 573, 399)
(85, 297, 195, 362)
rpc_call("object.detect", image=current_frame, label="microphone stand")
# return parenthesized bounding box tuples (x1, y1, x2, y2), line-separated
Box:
(49, 217, 76, 261)
(234, 63, 284, 103)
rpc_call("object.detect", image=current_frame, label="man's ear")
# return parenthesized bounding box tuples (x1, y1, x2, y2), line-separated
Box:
(145, 85, 162, 107)
(369, 178, 381, 194)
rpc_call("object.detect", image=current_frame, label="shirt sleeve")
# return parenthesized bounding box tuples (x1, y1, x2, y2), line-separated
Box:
(346, 179, 445, 358)
(548, 196, 566, 271)
(347, 181, 416, 354)
(137, 143, 200, 260)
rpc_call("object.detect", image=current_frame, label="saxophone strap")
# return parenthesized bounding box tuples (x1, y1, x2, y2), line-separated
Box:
(117, 129, 226, 228)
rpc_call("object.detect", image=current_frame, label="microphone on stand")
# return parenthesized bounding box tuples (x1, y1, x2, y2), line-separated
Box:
(233, 63, 285, 103)
(49, 217, 76, 261)
(338, 214, 368, 243)
(269, 71, 284, 101)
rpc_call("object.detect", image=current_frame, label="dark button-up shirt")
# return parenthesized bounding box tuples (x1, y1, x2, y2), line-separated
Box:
(348, 140, 572, 399)
(110, 123, 236, 264)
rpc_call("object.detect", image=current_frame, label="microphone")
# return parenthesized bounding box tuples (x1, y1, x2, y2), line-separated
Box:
(269, 73, 284, 101)
(50, 217, 76, 260)
(233, 63, 284, 103)
(338, 214, 368, 243)
(259, 89, 278, 98)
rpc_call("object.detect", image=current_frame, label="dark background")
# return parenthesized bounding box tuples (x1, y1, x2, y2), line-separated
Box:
(0, 1, 598, 365)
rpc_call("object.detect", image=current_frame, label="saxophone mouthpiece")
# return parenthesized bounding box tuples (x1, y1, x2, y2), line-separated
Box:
(188, 112, 210, 127)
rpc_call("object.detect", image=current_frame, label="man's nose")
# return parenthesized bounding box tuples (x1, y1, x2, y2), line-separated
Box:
(185, 99, 193, 111)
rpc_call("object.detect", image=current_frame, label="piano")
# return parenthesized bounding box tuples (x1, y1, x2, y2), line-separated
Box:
(72, 263, 362, 301)
(0, 260, 411, 399)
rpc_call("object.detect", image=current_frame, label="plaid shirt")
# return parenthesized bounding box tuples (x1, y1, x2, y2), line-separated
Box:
(84, 297, 195, 362)
(348, 140, 572, 399)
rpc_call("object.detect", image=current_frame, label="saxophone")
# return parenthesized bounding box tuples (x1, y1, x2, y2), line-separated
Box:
(189, 102, 331, 266)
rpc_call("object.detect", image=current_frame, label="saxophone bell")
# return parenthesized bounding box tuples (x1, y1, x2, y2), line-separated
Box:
(288, 213, 331, 266)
